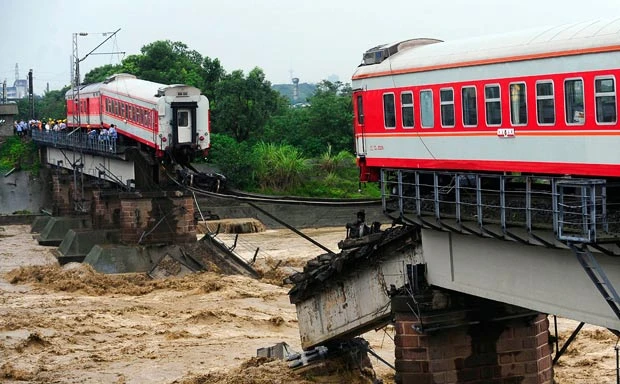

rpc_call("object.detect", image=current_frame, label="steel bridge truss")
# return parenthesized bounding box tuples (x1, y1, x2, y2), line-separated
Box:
(380, 169, 610, 245)
(381, 169, 620, 325)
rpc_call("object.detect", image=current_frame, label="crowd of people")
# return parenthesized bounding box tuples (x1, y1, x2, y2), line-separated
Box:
(13, 118, 120, 153)
(13, 119, 68, 137)
(87, 124, 118, 142)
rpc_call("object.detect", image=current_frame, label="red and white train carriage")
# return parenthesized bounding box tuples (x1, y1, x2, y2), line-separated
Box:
(66, 73, 210, 162)
(351, 19, 620, 182)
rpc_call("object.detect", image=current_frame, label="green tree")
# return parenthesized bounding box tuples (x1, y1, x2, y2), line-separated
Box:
(212, 68, 287, 142)
(81, 40, 225, 99)
(264, 80, 354, 157)
(38, 86, 71, 120)
(303, 80, 353, 156)
(83, 64, 123, 84)
(16, 86, 70, 121)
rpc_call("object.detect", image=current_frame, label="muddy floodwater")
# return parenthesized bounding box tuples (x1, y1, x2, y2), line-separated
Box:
(0, 224, 617, 383)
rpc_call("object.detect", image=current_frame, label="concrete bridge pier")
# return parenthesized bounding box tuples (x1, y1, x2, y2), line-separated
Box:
(392, 291, 552, 384)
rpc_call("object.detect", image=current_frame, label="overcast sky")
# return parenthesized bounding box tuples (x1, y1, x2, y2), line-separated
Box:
(2, 0, 619, 95)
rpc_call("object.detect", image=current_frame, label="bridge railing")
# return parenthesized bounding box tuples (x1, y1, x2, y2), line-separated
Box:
(380, 169, 611, 245)
(32, 129, 117, 155)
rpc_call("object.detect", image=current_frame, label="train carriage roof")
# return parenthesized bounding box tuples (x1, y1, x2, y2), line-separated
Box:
(65, 74, 202, 104)
(100, 74, 163, 104)
(65, 82, 102, 99)
(352, 18, 620, 80)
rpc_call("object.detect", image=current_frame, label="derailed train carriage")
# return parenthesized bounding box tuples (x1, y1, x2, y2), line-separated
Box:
(352, 19, 620, 181)
(66, 73, 211, 165)
(352, 18, 620, 241)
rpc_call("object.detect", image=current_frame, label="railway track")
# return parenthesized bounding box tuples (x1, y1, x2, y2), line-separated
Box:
(170, 169, 381, 207)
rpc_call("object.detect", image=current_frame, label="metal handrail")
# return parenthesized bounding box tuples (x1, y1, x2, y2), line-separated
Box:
(31, 129, 118, 154)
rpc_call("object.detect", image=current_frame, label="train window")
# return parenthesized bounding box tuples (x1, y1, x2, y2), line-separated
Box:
(401, 92, 414, 128)
(462, 86, 478, 127)
(383, 93, 396, 128)
(178, 111, 189, 127)
(565, 79, 585, 125)
(440, 88, 455, 127)
(509, 82, 527, 125)
(113, 100, 119, 116)
(136, 108, 142, 124)
(595, 77, 617, 124)
(120, 103, 126, 118)
(356, 95, 364, 125)
(485, 85, 501, 126)
(420, 90, 434, 128)
(536, 81, 555, 125)
(128, 106, 133, 121)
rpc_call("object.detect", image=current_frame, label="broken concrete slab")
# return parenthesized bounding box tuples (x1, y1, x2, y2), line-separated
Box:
(257, 342, 295, 360)
(148, 254, 194, 279)
(83, 244, 208, 275)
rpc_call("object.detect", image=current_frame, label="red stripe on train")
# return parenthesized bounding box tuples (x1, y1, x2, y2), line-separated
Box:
(362, 158, 620, 177)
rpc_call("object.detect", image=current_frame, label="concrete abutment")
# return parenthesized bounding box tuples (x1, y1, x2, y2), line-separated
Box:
(392, 292, 553, 384)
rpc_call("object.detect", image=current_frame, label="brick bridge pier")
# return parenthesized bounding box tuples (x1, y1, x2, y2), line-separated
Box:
(392, 290, 553, 384)
(51, 172, 196, 245)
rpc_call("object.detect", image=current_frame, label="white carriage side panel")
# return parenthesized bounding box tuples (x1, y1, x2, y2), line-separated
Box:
(196, 95, 210, 150)
(156, 97, 167, 152)
(352, 51, 620, 91)
(99, 87, 159, 149)
(361, 134, 620, 170)
(158, 97, 173, 151)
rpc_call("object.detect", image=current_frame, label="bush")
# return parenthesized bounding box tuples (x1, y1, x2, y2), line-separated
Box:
(252, 142, 308, 191)
(207, 133, 255, 189)
(0, 137, 40, 175)
(208, 135, 380, 198)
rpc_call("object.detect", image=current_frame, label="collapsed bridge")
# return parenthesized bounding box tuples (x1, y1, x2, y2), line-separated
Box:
(288, 171, 620, 384)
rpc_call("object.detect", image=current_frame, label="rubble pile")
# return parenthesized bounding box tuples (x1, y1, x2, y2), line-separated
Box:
(285, 225, 418, 304)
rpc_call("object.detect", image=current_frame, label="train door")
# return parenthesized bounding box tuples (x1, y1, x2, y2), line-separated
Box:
(171, 102, 197, 145)
(177, 109, 191, 142)
(353, 91, 366, 156)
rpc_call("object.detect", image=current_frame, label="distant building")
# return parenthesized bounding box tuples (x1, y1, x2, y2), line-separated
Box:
(5, 63, 29, 100)
(13, 79, 28, 99)
(0, 103, 19, 137)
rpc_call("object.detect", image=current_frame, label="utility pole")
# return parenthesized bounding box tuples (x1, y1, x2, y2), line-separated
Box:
(71, 28, 122, 129)
(70, 28, 123, 212)
(28, 69, 34, 120)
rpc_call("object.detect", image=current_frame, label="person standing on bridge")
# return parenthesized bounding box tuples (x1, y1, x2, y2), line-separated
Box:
(108, 124, 117, 140)
(108, 124, 117, 151)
